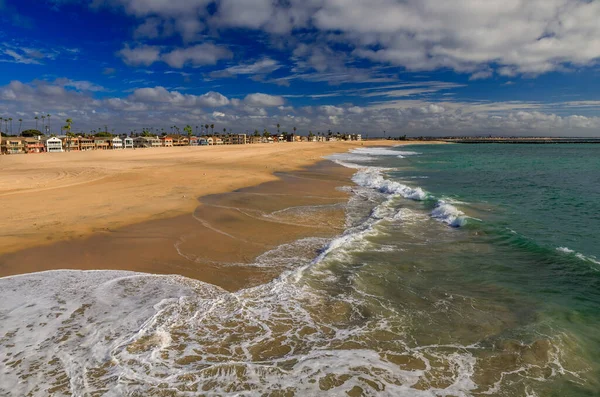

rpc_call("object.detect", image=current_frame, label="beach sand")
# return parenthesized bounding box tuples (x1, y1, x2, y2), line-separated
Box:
(0, 141, 437, 288)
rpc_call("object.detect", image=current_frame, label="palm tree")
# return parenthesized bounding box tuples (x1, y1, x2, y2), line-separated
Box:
(34, 116, 39, 131)
(8, 118, 13, 135)
(18, 119, 22, 135)
(277, 123, 280, 135)
(65, 118, 73, 151)
(0, 117, 3, 135)
(293, 126, 297, 136)
(211, 124, 214, 135)
(47, 114, 51, 134)
(195, 125, 198, 135)
(41, 115, 46, 133)
(223, 127, 226, 134)
(184, 125, 193, 145)
(205, 124, 209, 135)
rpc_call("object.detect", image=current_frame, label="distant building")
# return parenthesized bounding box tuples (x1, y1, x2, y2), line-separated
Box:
(160, 136, 173, 147)
(45, 137, 63, 153)
(23, 137, 45, 153)
(133, 136, 161, 148)
(111, 137, 123, 149)
(79, 137, 95, 151)
(123, 137, 134, 149)
(94, 137, 110, 150)
(59, 135, 80, 151)
(1, 137, 26, 154)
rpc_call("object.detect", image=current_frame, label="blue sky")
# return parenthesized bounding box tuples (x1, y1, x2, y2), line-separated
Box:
(1, 0, 600, 136)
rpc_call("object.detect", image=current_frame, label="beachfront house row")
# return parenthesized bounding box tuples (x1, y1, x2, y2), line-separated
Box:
(124, 137, 134, 149)
(45, 137, 63, 153)
(111, 137, 123, 149)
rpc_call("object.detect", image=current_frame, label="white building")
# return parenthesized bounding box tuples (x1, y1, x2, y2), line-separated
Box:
(45, 137, 63, 153)
(123, 137, 134, 149)
(111, 137, 123, 149)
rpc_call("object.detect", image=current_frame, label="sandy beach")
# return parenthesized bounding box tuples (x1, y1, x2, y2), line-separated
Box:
(0, 141, 431, 285)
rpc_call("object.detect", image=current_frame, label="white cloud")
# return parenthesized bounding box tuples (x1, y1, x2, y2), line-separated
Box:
(161, 43, 232, 68)
(118, 44, 161, 66)
(211, 58, 281, 78)
(117, 43, 232, 68)
(244, 93, 285, 107)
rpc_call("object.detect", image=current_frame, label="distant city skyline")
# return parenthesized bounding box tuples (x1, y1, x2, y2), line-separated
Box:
(1, 0, 600, 136)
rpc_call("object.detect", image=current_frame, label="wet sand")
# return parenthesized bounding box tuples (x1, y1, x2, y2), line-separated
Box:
(0, 161, 353, 291)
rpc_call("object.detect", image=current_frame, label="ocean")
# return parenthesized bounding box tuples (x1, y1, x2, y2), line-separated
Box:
(1, 143, 599, 396)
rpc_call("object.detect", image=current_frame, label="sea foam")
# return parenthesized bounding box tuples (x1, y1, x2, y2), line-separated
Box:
(332, 146, 469, 228)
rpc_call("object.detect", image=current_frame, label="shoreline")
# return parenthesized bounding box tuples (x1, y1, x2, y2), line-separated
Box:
(0, 141, 443, 288)
(0, 159, 355, 290)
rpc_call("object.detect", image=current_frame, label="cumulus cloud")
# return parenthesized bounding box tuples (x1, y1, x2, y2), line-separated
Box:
(118, 44, 161, 66)
(129, 86, 229, 107)
(118, 43, 232, 68)
(97, 0, 600, 78)
(244, 93, 285, 107)
(161, 44, 232, 68)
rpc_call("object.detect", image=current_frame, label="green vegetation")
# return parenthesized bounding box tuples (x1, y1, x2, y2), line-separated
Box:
(21, 129, 43, 137)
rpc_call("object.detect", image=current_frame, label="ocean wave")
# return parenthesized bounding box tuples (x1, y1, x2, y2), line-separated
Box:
(431, 200, 468, 228)
(351, 147, 421, 158)
(352, 168, 428, 200)
(557, 246, 600, 267)
(349, 166, 469, 228)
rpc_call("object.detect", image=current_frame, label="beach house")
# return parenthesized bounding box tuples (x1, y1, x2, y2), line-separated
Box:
(133, 136, 161, 148)
(1, 137, 25, 154)
(59, 136, 80, 151)
(190, 136, 199, 146)
(111, 137, 123, 149)
(23, 137, 45, 153)
(123, 137, 134, 149)
(79, 137, 95, 151)
(94, 137, 110, 150)
(160, 136, 173, 147)
(170, 136, 189, 146)
(45, 136, 63, 153)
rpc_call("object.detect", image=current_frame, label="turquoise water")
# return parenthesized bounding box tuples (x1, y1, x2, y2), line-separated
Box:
(335, 144, 600, 395)
(1, 144, 599, 396)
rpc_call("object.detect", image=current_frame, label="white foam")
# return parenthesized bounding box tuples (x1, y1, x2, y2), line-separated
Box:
(557, 247, 600, 267)
(431, 200, 468, 228)
(351, 147, 420, 158)
(352, 168, 428, 201)
(0, 269, 485, 396)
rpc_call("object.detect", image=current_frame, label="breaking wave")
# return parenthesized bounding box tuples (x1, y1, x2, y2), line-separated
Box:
(329, 147, 469, 228)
